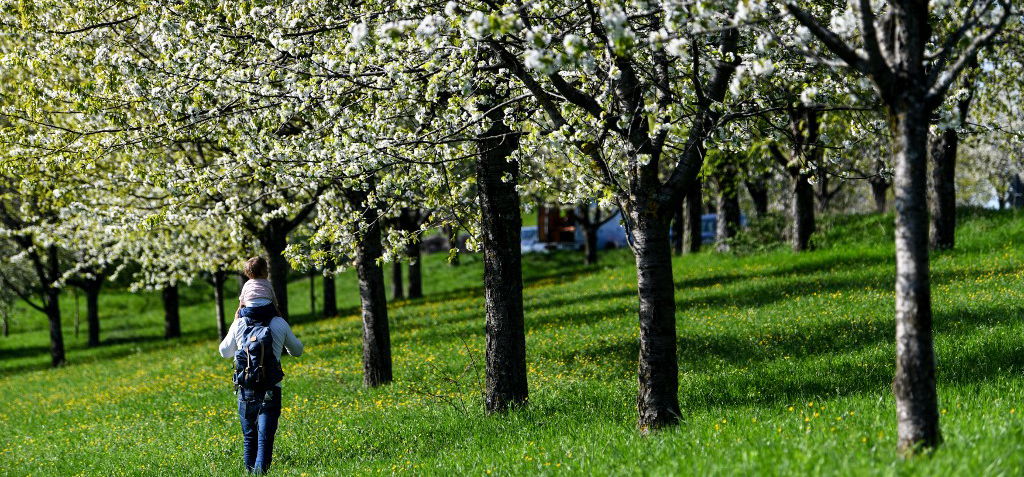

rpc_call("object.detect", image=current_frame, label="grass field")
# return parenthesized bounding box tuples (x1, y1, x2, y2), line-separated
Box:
(2, 209, 1024, 476)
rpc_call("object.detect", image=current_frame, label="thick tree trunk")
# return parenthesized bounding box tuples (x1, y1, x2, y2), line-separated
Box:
(715, 166, 740, 252)
(407, 236, 423, 299)
(263, 236, 290, 318)
(163, 284, 181, 339)
(445, 226, 460, 266)
(672, 202, 684, 256)
(929, 129, 957, 251)
(686, 181, 703, 253)
(582, 223, 599, 265)
(323, 271, 337, 317)
(477, 106, 528, 413)
(892, 104, 941, 453)
(346, 189, 392, 387)
(871, 178, 891, 213)
(37, 246, 65, 366)
(213, 270, 227, 339)
(391, 261, 404, 300)
(45, 287, 65, 366)
(307, 272, 317, 316)
(632, 215, 680, 430)
(1010, 174, 1024, 208)
(792, 173, 816, 252)
(84, 283, 101, 347)
(745, 175, 770, 217)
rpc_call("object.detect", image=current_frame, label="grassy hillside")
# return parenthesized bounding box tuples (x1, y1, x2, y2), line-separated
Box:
(2, 209, 1024, 475)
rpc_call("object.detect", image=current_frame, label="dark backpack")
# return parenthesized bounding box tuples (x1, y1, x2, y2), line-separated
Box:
(233, 304, 284, 390)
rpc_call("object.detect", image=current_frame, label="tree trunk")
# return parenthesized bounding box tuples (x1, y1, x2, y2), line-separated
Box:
(892, 104, 941, 453)
(582, 222, 599, 265)
(323, 270, 337, 317)
(672, 202, 684, 256)
(631, 215, 680, 431)
(345, 189, 392, 387)
(309, 270, 317, 317)
(391, 260, 404, 300)
(686, 181, 703, 253)
(213, 270, 228, 339)
(792, 173, 816, 252)
(163, 285, 181, 339)
(745, 175, 770, 217)
(871, 178, 890, 213)
(263, 235, 290, 318)
(444, 225, 460, 266)
(929, 129, 957, 251)
(45, 286, 65, 366)
(84, 283, 101, 347)
(1011, 174, 1024, 208)
(42, 246, 65, 366)
(407, 236, 423, 299)
(477, 104, 528, 413)
(715, 166, 740, 252)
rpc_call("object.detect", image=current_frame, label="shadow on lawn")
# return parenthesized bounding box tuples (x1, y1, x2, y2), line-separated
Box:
(544, 302, 1024, 412)
(0, 328, 215, 378)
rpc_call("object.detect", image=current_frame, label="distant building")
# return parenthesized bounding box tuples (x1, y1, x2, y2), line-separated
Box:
(524, 206, 628, 253)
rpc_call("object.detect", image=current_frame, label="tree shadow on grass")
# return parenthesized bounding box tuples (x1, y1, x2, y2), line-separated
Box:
(540, 303, 1024, 413)
(0, 328, 215, 378)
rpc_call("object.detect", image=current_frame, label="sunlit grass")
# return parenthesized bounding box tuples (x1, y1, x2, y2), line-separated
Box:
(2, 208, 1023, 475)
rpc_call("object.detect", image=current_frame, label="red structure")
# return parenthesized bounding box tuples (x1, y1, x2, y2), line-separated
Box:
(536, 206, 578, 245)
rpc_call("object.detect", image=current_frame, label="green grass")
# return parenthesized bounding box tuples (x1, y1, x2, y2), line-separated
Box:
(3, 209, 1024, 476)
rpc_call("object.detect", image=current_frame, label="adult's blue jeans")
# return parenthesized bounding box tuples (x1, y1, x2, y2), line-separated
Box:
(237, 387, 282, 474)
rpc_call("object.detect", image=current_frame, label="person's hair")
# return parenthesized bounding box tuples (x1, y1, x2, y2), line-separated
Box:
(243, 256, 269, 279)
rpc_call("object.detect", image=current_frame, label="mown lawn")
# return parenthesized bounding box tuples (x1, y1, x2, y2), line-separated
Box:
(2, 209, 1024, 476)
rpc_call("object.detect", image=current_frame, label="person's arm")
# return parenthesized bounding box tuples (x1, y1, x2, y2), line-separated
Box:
(281, 321, 303, 357)
(219, 319, 239, 358)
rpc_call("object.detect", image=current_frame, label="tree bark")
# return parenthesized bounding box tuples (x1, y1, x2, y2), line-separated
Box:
(45, 286, 65, 366)
(477, 102, 528, 413)
(686, 181, 703, 253)
(745, 175, 770, 217)
(792, 173, 816, 252)
(576, 205, 608, 265)
(715, 163, 740, 252)
(671, 202, 684, 256)
(928, 129, 957, 250)
(407, 235, 423, 299)
(309, 270, 317, 317)
(163, 284, 181, 339)
(345, 188, 392, 387)
(892, 103, 941, 453)
(84, 283, 101, 347)
(583, 224, 599, 264)
(262, 232, 290, 318)
(445, 225, 460, 266)
(391, 260, 404, 300)
(632, 214, 680, 430)
(213, 270, 227, 339)
(323, 270, 337, 317)
(871, 177, 891, 213)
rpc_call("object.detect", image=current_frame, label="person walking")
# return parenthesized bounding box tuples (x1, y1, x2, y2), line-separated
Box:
(219, 256, 303, 474)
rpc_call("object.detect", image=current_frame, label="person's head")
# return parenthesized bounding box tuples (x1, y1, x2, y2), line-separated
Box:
(243, 256, 269, 279)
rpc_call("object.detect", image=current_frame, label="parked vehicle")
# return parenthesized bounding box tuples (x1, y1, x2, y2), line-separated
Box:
(520, 226, 547, 254)
(594, 211, 629, 249)
(522, 209, 629, 253)
(701, 213, 749, 244)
